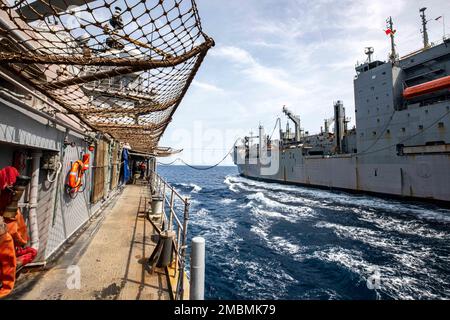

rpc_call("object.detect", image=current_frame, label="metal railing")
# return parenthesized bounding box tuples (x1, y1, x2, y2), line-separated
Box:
(149, 169, 190, 300)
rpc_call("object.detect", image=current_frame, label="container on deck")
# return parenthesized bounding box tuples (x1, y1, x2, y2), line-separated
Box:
(150, 196, 164, 215)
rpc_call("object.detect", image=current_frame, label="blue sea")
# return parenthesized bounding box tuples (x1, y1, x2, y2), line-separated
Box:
(158, 165, 450, 300)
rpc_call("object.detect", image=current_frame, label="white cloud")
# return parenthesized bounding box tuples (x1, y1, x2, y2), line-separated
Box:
(160, 0, 450, 165)
(192, 80, 225, 93)
(211, 45, 305, 97)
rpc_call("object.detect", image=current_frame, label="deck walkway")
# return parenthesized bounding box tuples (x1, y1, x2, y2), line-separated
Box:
(10, 184, 171, 300)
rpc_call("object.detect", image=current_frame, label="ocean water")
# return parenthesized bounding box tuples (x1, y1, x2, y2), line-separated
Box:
(157, 165, 450, 300)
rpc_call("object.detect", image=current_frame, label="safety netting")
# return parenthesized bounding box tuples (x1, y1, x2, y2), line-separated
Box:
(0, 0, 213, 152)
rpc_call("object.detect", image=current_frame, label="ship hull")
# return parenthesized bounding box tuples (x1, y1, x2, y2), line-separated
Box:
(236, 151, 450, 204)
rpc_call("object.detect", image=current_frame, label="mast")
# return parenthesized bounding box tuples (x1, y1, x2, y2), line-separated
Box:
(420, 7, 430, 49)
(386, 16, 398, 62)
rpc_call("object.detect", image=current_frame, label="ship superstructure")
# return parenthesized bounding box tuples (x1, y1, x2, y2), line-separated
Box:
(234, 10, 450, 203)
(0, 0, 213, 300)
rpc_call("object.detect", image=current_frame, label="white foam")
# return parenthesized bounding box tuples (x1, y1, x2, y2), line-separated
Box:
(250, 225, 269, 240)
(190, 183, 202, 193)
(179, 182, 202, 193)
(272, 236, 302, 255)
(225, 175, 450, 224)
(311, 225, 449, 299)
(249, 209, 304, 258)
(193, 208, 209, 217)
(219, 198, 237, 205)
(221, 174, 450, 299)
(246, 192, 315, 220)
(357, 210, 450, 240)
(315, 221, 401, 250)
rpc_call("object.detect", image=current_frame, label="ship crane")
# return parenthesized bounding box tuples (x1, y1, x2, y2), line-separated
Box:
(282, 106, 301, 142)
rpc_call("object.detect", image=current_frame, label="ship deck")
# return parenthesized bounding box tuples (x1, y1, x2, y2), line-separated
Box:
(9, 184, 173, 300)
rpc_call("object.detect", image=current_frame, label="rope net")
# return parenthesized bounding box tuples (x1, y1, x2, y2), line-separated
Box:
(0, 0, 213, 152)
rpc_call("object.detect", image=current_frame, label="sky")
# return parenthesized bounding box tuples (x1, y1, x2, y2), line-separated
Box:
(159, 0, 450, 166)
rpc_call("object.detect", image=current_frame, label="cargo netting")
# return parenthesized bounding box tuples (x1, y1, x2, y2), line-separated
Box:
(0, 0, 214, 152)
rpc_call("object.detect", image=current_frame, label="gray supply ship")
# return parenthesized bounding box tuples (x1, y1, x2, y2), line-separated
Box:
(233, 10, 450, 204)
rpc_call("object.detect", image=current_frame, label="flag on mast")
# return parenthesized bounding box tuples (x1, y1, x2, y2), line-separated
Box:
(385, 28, 396, 35)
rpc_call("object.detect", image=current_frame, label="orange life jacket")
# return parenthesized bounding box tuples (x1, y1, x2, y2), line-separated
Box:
(0, 231, 16, 299)
(5, 209, 28, 247)
(82, 153, 90, 172)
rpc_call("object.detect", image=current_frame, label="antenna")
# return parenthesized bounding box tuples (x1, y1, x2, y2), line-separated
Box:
(386, 17, 398, 62)
(420, 7, 430, 48)
(364, 47, 374, 63)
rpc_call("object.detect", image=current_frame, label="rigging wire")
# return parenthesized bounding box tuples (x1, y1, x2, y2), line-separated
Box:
(157, 139, 240, 170)
(157, 158, 180, 166)
(269, 117, 281, 140)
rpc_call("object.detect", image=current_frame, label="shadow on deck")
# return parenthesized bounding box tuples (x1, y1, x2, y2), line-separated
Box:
(9, 184, 171, 300)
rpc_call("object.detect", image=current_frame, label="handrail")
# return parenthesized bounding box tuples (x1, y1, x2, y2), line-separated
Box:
(149, 169, 190, 300)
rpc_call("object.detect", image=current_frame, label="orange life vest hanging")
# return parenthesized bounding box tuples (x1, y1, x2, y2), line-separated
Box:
(0, 224, 16, 299)
(5, 209, 28, 247)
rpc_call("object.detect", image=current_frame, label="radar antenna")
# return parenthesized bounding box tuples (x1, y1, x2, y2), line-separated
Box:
(364, 47, 374, 63)
(420, 7, 430, 49)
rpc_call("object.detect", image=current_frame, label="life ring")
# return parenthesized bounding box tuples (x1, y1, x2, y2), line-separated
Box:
(67, 154, 90, 194)
(68, 160, 84, 192)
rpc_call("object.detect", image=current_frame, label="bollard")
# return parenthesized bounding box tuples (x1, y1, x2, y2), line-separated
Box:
(190, 236, 205, 300)
(156, 230, 175, 267)
(148, 230, 176, 272)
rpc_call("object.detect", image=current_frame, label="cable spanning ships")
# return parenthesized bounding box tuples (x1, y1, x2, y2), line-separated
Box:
(234, 9, 450, 204)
